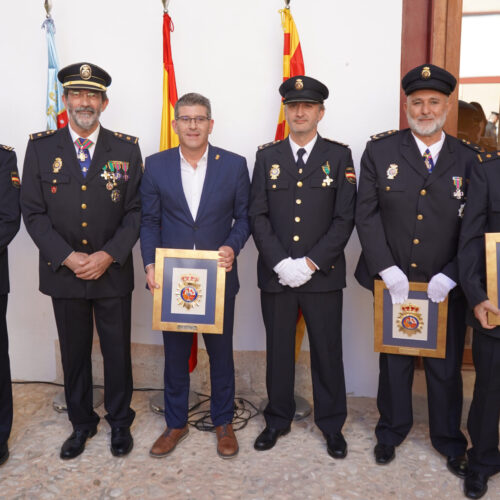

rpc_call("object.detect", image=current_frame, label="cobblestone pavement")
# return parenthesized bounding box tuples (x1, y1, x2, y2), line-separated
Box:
(0, 384, 497, 500)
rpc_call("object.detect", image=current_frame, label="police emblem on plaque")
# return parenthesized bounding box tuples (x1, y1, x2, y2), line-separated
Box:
(176, 274, 203, 310)
(396, 303, 423, 337)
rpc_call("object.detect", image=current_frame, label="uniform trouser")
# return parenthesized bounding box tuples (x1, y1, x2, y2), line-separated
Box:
(467, 330, 500, 477)
(375, 289, 467, 457)
(162, 295, 235, 429)
(0, 295, 12, 445)
(261, 289, 347, 437)
(52, 295, 135, 431)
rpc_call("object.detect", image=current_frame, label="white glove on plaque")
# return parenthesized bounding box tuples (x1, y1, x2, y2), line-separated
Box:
(379, 265, 409, 304)
(427, 273, 456, 303)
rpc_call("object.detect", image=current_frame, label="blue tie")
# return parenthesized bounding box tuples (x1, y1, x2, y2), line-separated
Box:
(423, 148, 434, 173)
(75, 137, 93, 177)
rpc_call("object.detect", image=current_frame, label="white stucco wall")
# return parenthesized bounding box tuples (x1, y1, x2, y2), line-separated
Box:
(1, 0, 402, 396)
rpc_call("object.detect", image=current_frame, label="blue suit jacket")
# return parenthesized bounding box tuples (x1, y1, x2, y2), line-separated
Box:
(140, 144, 250, 297)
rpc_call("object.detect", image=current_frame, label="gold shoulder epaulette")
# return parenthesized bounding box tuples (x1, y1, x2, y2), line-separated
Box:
(323, 138, 349, 148)
(114, 132, 139, 144)
(30, 130, 56, 140)
(460, 138, 484, 154)
(477, 150, 500, 163)
(258, 139, 282, 150)
(370, 129, 398, 141)
(0, 144, 14, 151)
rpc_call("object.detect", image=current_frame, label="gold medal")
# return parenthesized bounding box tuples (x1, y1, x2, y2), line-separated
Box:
(270, 164, 280, 180)
(52, 157, 63, 173)
(78, 150, 86, 162)
(106, 182, 113, 191)
(386, 163, 398, 179)
(111, 189, 120, 202)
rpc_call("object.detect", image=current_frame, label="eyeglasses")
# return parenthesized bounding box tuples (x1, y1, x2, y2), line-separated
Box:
(176, 116, 210, 125)
(67, 90, 101, 100)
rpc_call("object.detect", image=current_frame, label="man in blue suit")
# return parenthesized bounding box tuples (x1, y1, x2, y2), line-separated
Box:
(140, 93, 250, 459)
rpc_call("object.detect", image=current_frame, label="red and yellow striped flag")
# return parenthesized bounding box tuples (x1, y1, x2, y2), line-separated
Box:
(160, 11, 179, 151)
(159, 10, 197, 372)
(275, 7, 307, 361)
(275, 7, 305, 141)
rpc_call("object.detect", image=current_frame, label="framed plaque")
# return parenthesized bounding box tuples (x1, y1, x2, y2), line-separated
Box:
(152, 248, 226, 334)
(485, 232, 500, 325)
(374, 280, 448, 358)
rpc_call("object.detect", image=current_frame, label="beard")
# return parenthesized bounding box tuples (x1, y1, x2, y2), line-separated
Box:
(67, 104, 102, 131)
(407, 111, 447, 137)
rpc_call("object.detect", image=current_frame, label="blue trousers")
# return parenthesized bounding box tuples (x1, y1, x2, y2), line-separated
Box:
(162, 296, 235, 428)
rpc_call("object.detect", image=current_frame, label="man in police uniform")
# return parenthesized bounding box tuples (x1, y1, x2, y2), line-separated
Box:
(21, 62, 142, 459)
(458, 152, 500, 498)
(355, 64, 481, 475)
(0, 144, 21, 466)
(250, 76, 356, 457)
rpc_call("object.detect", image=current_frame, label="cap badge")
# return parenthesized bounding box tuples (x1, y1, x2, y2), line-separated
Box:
(295, 78, 304, 90)
(386, 163, 398, 179)
(80, 64, 92, 80)
(421, 66, 431, 79)
(270, 164, 280, 180)
(52, 157, 63, 173)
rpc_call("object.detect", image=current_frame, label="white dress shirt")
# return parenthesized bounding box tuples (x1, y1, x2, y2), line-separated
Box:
(179, 146, 208, 221)
(412, 130, 445, 164)
(68, 123, 100, 159)
(289, 134, 318, 164)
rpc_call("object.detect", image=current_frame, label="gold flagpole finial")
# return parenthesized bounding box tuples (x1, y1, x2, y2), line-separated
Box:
(162, 0, 171, 13)
(44, 0, 52, 17)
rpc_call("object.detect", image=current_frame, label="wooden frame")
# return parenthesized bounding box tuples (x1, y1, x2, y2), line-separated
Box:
(485, 233, 500, 325)
(374, 281, 448, 358)
(152, 248, 226, 334)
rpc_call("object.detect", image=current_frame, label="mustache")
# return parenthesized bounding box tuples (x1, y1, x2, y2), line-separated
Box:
(74, 106, 96, 114)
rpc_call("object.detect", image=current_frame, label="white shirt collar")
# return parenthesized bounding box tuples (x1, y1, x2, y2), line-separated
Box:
(68, 123, 100, 148)
(179, 145, 209, 169)
(412, 131, 446, 163)
(289, 134, 318, 163)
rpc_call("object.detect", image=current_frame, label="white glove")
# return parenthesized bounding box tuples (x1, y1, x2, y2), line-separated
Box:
(427, 273, 456, 303)
(274, 257, 313, 288)
(379, 266, 409, 304)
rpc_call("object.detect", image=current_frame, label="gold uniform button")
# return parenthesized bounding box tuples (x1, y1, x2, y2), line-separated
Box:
(47, 262, 51, 266)
(411, 263, 417, 268)
(298, 168, 303, 174)
(296, 199, 302, 205)
(52, 179, 57, 184)
(81, 203, 87, 209)
(385, 186, 391, 191)
(272, 184, 277, 189)
(297, 181, 303, 187)
(82, 239, 88, 245)
(293, 235, 300, 242)
(420, 189, 427, 196)
(81, 185, 87, 191)
(331, 265, 335, 269)
(413, 239, 420, 245)
(295, 216, 301, 223)
(82, 222, 88, 228)
(417, 214, 424, 220)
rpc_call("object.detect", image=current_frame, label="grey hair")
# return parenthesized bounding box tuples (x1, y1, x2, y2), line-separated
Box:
(174, 92, 212, 119)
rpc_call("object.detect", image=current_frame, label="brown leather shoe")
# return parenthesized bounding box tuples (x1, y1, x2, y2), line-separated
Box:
(149, 426, 189, 458)
(216, 423, 239, 459)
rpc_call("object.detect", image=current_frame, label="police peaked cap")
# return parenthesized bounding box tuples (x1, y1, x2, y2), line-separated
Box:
(279, 75, 329, 104)
(58, 62, 112, 92)
(402, 64, 457, 96)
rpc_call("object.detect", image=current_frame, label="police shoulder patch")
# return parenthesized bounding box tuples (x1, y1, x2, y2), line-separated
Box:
(0, 144, 14, 151)
(370, 129, 399, 141)
(323, 138, 349, 148)
(10, 171, 20, 188)
(30, 130, 56, 141)
(258, 139, 282, 150)
(477, 150, 500, 163)
(345, 166, 357, 184)
(114, 132, 139, 144)
(460, 138, 484, 153)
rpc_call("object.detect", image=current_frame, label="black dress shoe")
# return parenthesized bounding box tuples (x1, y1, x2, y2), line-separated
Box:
(374, 443, 395, 465)
(0, 442, 9, 466)
(254, 426, 291, 451)
(60, 428, 97, 460)
(464, 471, 488, 499)
(326, 433, 347, 459)
(447, 455, 468, 478)
(111, 427, 133, 457)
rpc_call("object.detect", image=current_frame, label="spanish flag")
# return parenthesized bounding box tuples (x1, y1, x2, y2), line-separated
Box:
(159, 10, 196, 372)
(275, 7, 305, 141)
(275, 7, 307, 361)
(160, 11, 179, 151)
